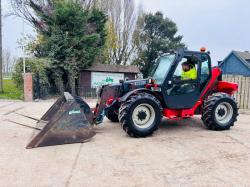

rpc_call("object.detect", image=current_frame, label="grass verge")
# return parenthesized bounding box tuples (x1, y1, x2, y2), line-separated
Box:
(0, 79, 23, 100)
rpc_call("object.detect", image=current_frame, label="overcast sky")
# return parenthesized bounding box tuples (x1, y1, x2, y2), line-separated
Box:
(2, 0, 250, 63)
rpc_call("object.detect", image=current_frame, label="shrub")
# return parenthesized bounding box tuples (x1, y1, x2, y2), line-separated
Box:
(12, 58, 53, 98)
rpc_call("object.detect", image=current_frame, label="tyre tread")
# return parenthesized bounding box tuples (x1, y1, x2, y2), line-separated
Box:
(202, 92, 238, 130)
(119, 93, 163, 137)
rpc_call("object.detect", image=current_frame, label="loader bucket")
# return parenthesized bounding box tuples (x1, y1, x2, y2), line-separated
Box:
(26, 92, 95, 149)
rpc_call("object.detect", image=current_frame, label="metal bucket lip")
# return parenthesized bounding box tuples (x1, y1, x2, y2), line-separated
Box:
(26, 93, 95, 149)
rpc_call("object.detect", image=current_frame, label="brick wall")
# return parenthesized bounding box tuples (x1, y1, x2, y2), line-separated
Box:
(23, 73, 33, 101)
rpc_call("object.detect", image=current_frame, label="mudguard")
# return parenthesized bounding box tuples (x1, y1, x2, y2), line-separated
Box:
(217, 81, 238, 95)
(119, 88, 162, 103)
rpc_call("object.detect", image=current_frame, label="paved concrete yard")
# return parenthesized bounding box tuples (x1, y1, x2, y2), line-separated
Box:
(0, 100, 250, 186)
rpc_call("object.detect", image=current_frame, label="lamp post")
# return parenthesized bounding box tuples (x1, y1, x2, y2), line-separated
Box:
(22, 0, 26, 74)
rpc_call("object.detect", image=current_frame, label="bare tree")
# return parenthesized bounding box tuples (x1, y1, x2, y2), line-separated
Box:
(131, 4, 146, 60)
(2, 49, 16, 77)
(82, 0, 139, 65)
(10, 0, 55, 30)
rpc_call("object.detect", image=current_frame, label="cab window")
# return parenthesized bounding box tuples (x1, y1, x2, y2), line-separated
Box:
(200, 54, 211, 89)
(201, 56, 210, 83)
(172, 57, 198, 81)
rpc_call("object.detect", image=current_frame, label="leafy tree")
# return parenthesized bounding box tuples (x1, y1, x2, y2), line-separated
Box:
(12, 0, 107, 94)
(133, 12, 185, 78)
(12, 58, 51, 89)
(22, 34, 47, 57)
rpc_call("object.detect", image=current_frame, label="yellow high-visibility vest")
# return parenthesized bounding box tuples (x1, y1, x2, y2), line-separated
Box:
(181, 68, 197, 80)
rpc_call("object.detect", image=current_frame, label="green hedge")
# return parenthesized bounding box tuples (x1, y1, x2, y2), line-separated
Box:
(12, 58, 51, 90)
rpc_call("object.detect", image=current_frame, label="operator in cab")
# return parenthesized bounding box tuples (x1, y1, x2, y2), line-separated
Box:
(181, 60, 197, 80)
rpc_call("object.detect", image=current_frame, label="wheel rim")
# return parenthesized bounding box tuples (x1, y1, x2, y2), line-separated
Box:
(215, 102, 233, 125)
(132, 104, 155, 129)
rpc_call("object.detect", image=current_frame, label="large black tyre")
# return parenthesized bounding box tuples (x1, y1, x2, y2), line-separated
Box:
(106, 107, 119, 122)
(119, 93, 163, 137)
(202, 93, 238, 130)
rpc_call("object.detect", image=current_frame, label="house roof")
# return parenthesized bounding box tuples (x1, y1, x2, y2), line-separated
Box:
(219, 50, 250, 69)
(83, 63, 140, 73)
(234, 51, 250, 61)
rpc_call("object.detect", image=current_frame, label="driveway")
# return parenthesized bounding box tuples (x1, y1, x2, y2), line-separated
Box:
(0, 100, 250, 186)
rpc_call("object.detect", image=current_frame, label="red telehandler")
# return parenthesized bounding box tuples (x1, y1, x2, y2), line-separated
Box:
(26, 48, 239, 148)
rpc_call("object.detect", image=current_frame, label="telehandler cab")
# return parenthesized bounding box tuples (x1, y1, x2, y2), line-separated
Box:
(27, 48, 239, 148)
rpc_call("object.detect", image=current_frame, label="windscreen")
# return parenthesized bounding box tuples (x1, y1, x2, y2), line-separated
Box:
(152, 54, 175, 84)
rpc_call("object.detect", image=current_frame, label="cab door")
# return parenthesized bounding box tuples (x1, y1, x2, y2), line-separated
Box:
(161, 52, 211, 109)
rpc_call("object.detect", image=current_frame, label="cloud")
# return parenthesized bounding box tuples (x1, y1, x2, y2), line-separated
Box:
(135, 0, 250, 62)
(2, 1, 34, 57)
(3, 0, 250, 62)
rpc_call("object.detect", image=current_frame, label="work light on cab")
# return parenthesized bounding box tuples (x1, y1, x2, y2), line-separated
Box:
(200, 47, 206, 52)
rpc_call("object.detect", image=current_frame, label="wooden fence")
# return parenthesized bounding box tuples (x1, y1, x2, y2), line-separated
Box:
(223, 75, 250, 109)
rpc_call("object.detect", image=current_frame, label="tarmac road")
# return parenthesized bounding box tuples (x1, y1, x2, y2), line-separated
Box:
(0, 100, 250, 186)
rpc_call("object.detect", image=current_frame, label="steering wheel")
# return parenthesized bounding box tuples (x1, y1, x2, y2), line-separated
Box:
(173, 75, 181, 81)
